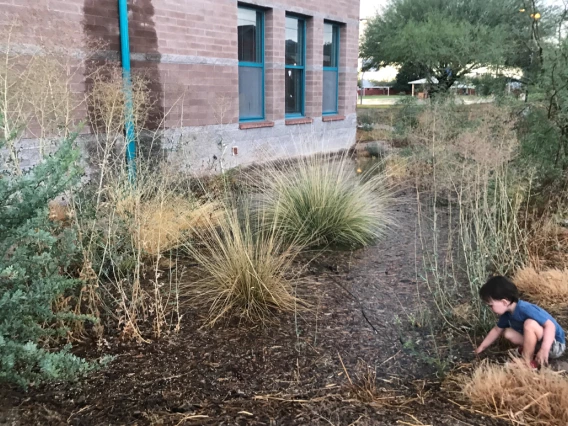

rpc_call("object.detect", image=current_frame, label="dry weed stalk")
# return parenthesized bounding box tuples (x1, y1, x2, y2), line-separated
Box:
(349, 360, 382, 403)
(73, 63, 193, 340)
(513, 266, 568, 313)
(462, 359, 568, 425)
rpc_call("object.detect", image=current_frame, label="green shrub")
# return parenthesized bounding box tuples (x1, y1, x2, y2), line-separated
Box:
(0, 130, 97, 387)
(517, 106, 566, 181)
(258, 152, 393, 249)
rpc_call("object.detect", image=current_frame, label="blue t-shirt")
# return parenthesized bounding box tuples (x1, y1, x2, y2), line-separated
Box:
(497, 300, 565, 344)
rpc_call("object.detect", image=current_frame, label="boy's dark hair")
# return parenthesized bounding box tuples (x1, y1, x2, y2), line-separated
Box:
(479, 276, 519, 303)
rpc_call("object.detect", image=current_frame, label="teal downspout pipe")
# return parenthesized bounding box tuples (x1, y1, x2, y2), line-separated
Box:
(118, 0, 136, 182)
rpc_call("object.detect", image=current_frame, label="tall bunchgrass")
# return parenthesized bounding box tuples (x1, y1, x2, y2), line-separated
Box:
(182, 202, 304, 326)
(257, 152, 394, 249)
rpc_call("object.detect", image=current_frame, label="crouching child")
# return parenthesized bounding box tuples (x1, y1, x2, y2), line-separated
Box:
(475, 276, 566, 368)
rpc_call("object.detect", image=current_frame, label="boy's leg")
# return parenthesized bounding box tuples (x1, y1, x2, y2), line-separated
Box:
(523, 319, 544, 363)
(503, 328, 524, 346)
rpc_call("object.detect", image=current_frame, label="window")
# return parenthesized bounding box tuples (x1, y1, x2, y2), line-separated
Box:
(323, 22, 339, 115)
(238, 6, 264, 121)
(285, 15, 305, 117)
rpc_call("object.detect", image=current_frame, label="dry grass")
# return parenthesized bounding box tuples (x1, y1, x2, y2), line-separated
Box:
(462, 359, 568, 425)
(513, 266, 568, 313)
(527, 217, 568, 270)
(182, 203, 305, 326)
(116, 194, 221, 256)
(384, 154, 409, 183)
(348, 360, 381, 403)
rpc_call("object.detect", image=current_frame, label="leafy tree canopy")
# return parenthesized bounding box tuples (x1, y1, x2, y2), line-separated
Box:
(361, 0, 552, 91)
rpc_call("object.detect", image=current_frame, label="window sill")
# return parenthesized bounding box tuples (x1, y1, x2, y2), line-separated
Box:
(322, 115, 345, 122)
(285, 117, 313, 126)
(239, 121, 274, 130)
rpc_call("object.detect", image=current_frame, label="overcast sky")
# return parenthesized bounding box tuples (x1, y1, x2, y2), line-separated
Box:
(360, 0, 388, 19)
(360, 0, 566, 20)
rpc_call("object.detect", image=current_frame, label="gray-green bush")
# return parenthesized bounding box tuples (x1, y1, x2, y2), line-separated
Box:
(0, 127, 97, 387)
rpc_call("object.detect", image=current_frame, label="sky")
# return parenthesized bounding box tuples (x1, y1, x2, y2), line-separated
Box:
(360, 0, 388, 20)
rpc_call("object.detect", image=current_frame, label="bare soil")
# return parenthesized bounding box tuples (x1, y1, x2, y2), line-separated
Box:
(0, 190, 509, 426)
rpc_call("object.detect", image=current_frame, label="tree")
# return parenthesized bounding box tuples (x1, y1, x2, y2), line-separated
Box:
(519, 4, 568, 176)
(360, 0, 547, 92)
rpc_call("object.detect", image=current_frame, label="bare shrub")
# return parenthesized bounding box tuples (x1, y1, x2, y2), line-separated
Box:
(72, 62, 197, 340)
(0, 19, 91, 172)
(462, 359, 568, 425)
(513, 267, 568, 313)
(414, 102, 529, 330)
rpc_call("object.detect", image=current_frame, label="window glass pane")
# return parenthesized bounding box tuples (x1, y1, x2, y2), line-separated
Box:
(322, 70, 338, 113)
(238, 8, 261, 63)
(239, 66, 263, 119)
(285, 17, 303, 66)
(323, 24, 337, 67)
(285, 69, 303, 114)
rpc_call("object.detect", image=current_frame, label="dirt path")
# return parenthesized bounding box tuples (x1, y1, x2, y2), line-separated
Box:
(0, 190, 504, 425)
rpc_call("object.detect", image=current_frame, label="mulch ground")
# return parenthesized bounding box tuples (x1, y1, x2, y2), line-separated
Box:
(0, 190, 510, 425)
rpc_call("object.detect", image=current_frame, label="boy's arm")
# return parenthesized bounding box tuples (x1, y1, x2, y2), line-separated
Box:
(475, 326, 504, 354)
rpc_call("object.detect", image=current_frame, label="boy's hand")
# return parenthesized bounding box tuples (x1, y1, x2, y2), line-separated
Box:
(474, 346, 485, 355)
(535, 349, 549, 366)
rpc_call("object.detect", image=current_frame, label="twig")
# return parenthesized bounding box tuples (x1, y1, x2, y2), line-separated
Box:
(513, 392, 550, 418)
(338, 351, 353, 385)
(175, 415, 209, 425)
(379, 350, 402, 366)
(348, 415, 365, 426)
(397, 413, 432, 426)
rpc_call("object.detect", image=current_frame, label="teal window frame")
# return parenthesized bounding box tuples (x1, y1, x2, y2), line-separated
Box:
(238, 4, 265, 122)
(285, 15, 306, 118)
(322, 22, 340, 116)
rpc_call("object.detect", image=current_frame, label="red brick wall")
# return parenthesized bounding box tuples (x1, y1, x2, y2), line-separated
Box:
(0, 0, 359, 130)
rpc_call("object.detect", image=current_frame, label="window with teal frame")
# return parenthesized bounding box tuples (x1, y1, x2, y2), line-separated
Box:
(238, 6, 264, 121)
(322, 22, 339, 115)
(285, 15, 305, 118)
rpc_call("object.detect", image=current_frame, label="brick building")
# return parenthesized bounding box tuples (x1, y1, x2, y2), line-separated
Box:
(1, 0, 360, 171)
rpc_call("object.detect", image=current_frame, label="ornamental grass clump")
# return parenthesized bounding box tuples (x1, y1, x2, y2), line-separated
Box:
(258, 152, 394, 249)
(182, 202, 304, 326)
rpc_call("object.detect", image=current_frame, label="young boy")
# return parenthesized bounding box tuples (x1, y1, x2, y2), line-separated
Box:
(475, 276, 566, 367)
